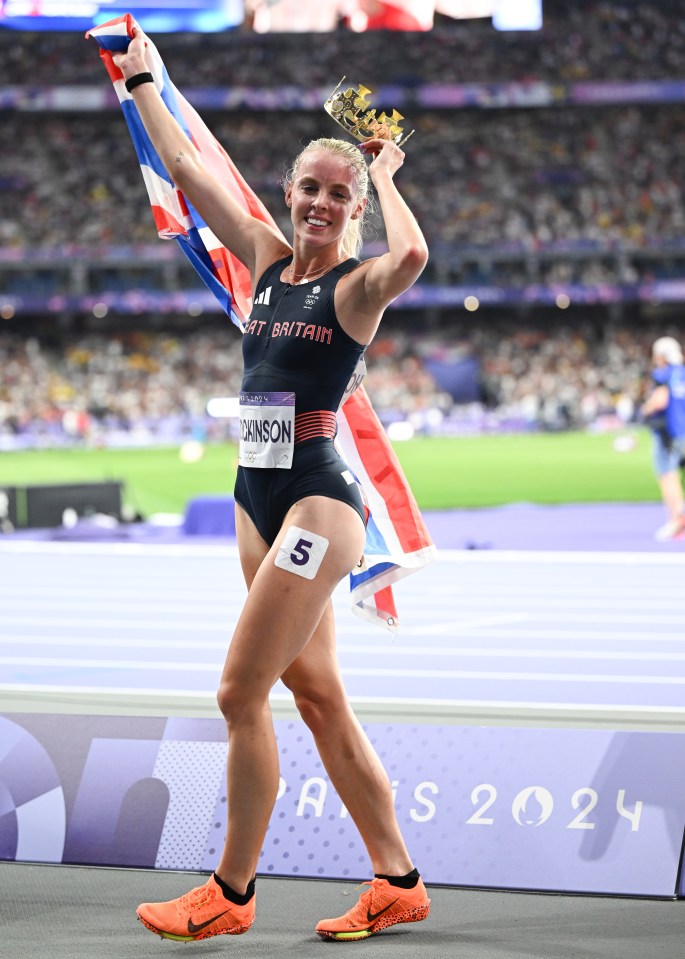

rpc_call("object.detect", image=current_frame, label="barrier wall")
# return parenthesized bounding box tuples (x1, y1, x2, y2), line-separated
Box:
(1, 713, 683, 898)
(0, 482, 123, 529)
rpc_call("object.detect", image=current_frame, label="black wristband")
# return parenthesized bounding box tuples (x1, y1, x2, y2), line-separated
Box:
(125, 72, 154, 93)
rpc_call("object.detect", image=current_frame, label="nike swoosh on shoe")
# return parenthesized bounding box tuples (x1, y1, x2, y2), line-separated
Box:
(366, 899, 399, 924)
(187, 910, 230, 934)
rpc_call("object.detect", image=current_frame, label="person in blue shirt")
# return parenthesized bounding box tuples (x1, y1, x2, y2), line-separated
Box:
(640, 336, 685, 540)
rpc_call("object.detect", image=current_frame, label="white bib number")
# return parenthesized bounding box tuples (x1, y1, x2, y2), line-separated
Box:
(239, 391, 295, 469)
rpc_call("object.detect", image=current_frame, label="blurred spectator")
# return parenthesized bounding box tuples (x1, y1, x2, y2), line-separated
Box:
(639, 335, 685, 539)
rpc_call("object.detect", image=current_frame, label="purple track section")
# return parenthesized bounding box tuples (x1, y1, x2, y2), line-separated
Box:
(422, 502, 685, 553)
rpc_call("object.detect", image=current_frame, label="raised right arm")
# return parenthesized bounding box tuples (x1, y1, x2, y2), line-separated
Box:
(113, 30, 290, 280)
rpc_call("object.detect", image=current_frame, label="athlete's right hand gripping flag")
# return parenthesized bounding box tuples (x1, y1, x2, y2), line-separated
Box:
(87, 15, 436, 632)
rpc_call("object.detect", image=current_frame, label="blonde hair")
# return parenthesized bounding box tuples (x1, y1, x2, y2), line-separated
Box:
(283, 138, 371, 259)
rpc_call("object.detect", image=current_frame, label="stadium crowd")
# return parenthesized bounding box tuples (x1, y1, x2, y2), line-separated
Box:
(2, 0, 685, 270)
(1, 320, 680, 447)
(2, 1, 685, 87)
(3, 2, 685, 449)
(3, 102, 685, 280)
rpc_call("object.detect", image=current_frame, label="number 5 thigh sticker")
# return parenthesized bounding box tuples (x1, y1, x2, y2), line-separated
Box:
(275, 526, 329, 580)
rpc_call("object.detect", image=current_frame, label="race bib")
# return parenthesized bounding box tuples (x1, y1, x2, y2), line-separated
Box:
(239, 392, 295, 469)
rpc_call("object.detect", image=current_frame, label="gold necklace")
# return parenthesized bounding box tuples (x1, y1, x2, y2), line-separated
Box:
(288, 253, 344, 285)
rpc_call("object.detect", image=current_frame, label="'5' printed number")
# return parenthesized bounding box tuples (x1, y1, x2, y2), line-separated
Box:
(291, 538, 313, 566)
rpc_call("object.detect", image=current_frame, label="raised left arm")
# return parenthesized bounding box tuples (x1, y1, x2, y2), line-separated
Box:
(363, 139, 428, 306)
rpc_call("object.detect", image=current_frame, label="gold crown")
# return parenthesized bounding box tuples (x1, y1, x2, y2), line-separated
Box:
(324, 78, 414, 147)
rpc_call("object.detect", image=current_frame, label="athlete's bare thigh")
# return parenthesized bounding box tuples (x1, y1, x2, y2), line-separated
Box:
(224, 496, 365, 695)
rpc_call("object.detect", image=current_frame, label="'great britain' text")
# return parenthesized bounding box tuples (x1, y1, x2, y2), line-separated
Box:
(245, 319, 332, 344)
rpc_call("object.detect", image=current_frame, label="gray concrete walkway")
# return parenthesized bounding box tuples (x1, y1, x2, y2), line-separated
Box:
(2, 862, 682, 959)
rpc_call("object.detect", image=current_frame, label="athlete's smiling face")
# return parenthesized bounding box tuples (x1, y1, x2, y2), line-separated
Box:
(286, 150, 364, 247)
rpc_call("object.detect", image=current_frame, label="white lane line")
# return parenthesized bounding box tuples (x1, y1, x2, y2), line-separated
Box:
(3, 618, 684, 645)
(0, 541, 239, 558)
(0, 616, 232, 630)
(4, 604, 683, 627)
(400, 612, 530, 630)
(339, 668, 685, 685)
(0, 598, 241, 615)
(489, 612, 685, 625)
(340, 647, 685, 662)
(537, 611, 685, 624)
(403, 598, 685, 613)
(3, 635, 685, 662)
(6, 569, 672, 605)
(432, 549, 685, 566)
(0, 585, 243, 601)
(0, 657, 221, 671)
(3, 657, 684, 685)
(395, 626, 685, 642)
(0, 635, 232, 650)
(2, 541, 684, 566)
(411, 584, 685, 599)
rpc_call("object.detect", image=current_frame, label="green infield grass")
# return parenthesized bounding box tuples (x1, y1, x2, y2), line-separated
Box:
(0, 429, 659, 518)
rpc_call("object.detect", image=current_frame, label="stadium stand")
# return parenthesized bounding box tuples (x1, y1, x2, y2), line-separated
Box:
(2, 2, 685, 441)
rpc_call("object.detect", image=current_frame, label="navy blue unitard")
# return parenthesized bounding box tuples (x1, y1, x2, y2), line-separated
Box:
(234, 256, 368, 544)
